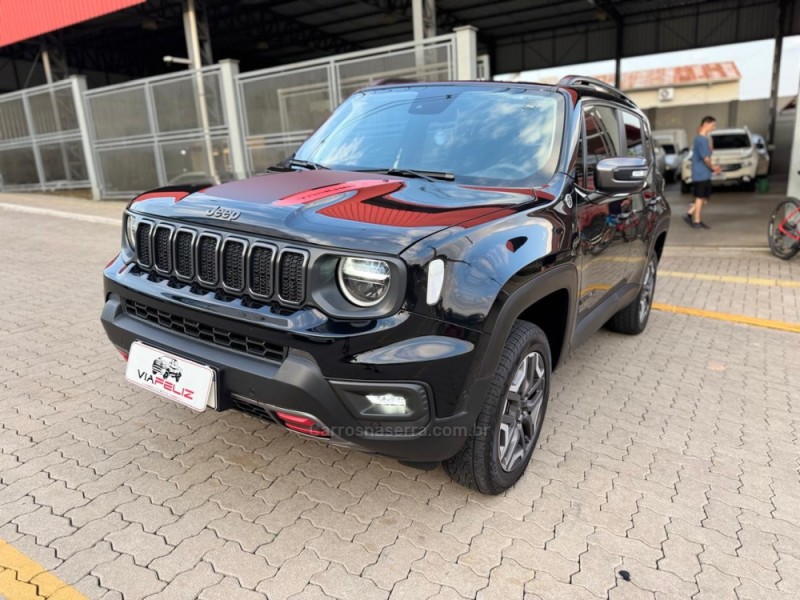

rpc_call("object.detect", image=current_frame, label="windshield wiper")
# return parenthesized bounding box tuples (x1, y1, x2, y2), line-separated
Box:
(356, 167, 454, 182)
(287, 158, 330, 170)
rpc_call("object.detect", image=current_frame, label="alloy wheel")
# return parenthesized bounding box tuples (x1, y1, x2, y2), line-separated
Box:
(497, 351, 546, 472)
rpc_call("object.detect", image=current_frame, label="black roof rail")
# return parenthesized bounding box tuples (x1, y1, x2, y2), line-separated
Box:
(557, 75, 635, 105)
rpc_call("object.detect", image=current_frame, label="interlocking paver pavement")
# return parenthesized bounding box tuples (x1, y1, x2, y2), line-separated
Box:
(0, 195, 798, 599)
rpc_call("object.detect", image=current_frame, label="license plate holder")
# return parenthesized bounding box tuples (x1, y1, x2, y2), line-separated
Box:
(125, 341, 216, 412)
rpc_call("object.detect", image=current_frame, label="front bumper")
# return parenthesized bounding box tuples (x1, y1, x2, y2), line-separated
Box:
(101, 263, 490, 462)
(683, 166, 758, 186)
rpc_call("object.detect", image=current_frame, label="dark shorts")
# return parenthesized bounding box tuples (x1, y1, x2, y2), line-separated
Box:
(692, 180, 713, 199)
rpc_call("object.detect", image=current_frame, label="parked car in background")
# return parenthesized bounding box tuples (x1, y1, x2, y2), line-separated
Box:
(750, 133, 770, 176)
(653, 129, 688, 182)
(681, 126, 760, 192)
(653, 141, 667, 178)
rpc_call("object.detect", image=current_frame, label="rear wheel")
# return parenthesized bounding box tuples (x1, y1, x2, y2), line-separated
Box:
(443, 321, 550, 494)
(607, 254, 657, 335)
(768, 198, 800, 260)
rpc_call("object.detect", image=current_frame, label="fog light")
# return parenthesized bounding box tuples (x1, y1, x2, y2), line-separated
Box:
(366, 393, 408, 415)
(332, 381, 430, 422)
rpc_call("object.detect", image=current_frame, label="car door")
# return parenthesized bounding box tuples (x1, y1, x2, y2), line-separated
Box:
(575, 103, 633, 318)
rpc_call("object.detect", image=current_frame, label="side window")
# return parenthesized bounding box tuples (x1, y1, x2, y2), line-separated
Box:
(582, 105, 620, 191)
(621, 111, 644, 158)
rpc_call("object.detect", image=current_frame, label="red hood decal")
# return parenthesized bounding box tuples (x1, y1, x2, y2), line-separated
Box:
(276, 179, 403, 206)
(318, 195, 514, 228)
(131, 190, 190, 204)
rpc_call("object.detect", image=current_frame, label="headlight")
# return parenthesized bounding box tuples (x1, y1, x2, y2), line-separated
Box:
(337, 257, 391, 307)
(125, 215, 138, 250)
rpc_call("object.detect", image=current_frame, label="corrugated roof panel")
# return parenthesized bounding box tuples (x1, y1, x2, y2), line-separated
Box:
(0, 0, 144, 48)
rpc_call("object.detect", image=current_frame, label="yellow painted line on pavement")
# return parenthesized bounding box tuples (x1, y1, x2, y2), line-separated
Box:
(652, 303, 800, 334)
(660, 270, 800, 288)
(0, 538, 87, 600)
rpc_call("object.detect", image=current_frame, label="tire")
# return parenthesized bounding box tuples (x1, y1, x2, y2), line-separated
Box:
(768, 198, 800, 260)
(742, 179, 756, 192)
(443, 321, 550, 494)
(607, 254, 658, 335)
(680, 180, 691, 194)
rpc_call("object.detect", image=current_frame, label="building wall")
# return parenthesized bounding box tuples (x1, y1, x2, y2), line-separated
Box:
(629, 81, 740, 109)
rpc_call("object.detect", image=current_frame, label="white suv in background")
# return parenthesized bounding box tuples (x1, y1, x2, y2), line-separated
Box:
(681, 127, 762, 192)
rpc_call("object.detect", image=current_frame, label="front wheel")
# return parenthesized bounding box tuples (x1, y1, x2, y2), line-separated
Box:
(443, 321, 550, 494)
(768, 198, 800, 260)
(607, 255, 657, 335)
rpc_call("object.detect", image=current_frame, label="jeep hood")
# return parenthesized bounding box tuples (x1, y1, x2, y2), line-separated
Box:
(128, 170, 540, 255)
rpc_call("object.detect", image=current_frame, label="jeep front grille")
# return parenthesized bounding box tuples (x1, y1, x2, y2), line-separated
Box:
(153, 226, 173, 273)
(136, 223, 152, 266)
(197, 234, 219, 285)
(278, 251, 307, 305)
(175, 230, 194, 278)
(132, 219, 308, 308)
(124, 298, 286, 363)
(222, 240, 246, 291)
(249, 244, 275, 299)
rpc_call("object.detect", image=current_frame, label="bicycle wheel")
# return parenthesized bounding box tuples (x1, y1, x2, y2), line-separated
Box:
(768, 198, 800, 260)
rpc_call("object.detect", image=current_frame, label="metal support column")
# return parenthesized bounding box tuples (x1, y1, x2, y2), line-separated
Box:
(182, 0, 218, 183)
(614, 17, 623, 90)
(768, 0, 788, 147)
(218, 60, 247, 181)
(412, 0, 437, 41)
(42, 40, 73, 184)
(454, 26, 478, 81)
(70, 76, 101, 200)
(412, 0, 437, 72)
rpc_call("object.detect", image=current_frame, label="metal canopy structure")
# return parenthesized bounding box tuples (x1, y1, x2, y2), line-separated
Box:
(1, 0, 799, 91)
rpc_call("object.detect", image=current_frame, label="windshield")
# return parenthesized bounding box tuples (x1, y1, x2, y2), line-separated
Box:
(712, 133, 751, 150)
(661, 143, 676, 154)
(293, 86, 564, 187)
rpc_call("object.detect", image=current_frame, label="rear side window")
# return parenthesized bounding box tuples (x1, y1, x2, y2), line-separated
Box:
(582, 105, 620, 191)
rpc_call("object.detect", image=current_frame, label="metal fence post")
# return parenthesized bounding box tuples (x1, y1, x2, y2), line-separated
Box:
(453, 26, 478, 81)
(20, 92, 46, 192)
(70, 76, 101, 200)
(219, 59, 247, 181)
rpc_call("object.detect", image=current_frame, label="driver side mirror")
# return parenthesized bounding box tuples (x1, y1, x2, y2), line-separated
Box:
(595, 157, 648, 194)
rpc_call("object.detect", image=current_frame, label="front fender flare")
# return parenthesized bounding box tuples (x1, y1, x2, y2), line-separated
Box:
(476, 262, 579, 379)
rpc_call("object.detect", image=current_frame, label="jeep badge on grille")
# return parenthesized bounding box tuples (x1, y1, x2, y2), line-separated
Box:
(206, 206, 241, 221)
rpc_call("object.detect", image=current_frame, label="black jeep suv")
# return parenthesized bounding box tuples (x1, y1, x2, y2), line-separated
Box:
(102, 77, 669, 493)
